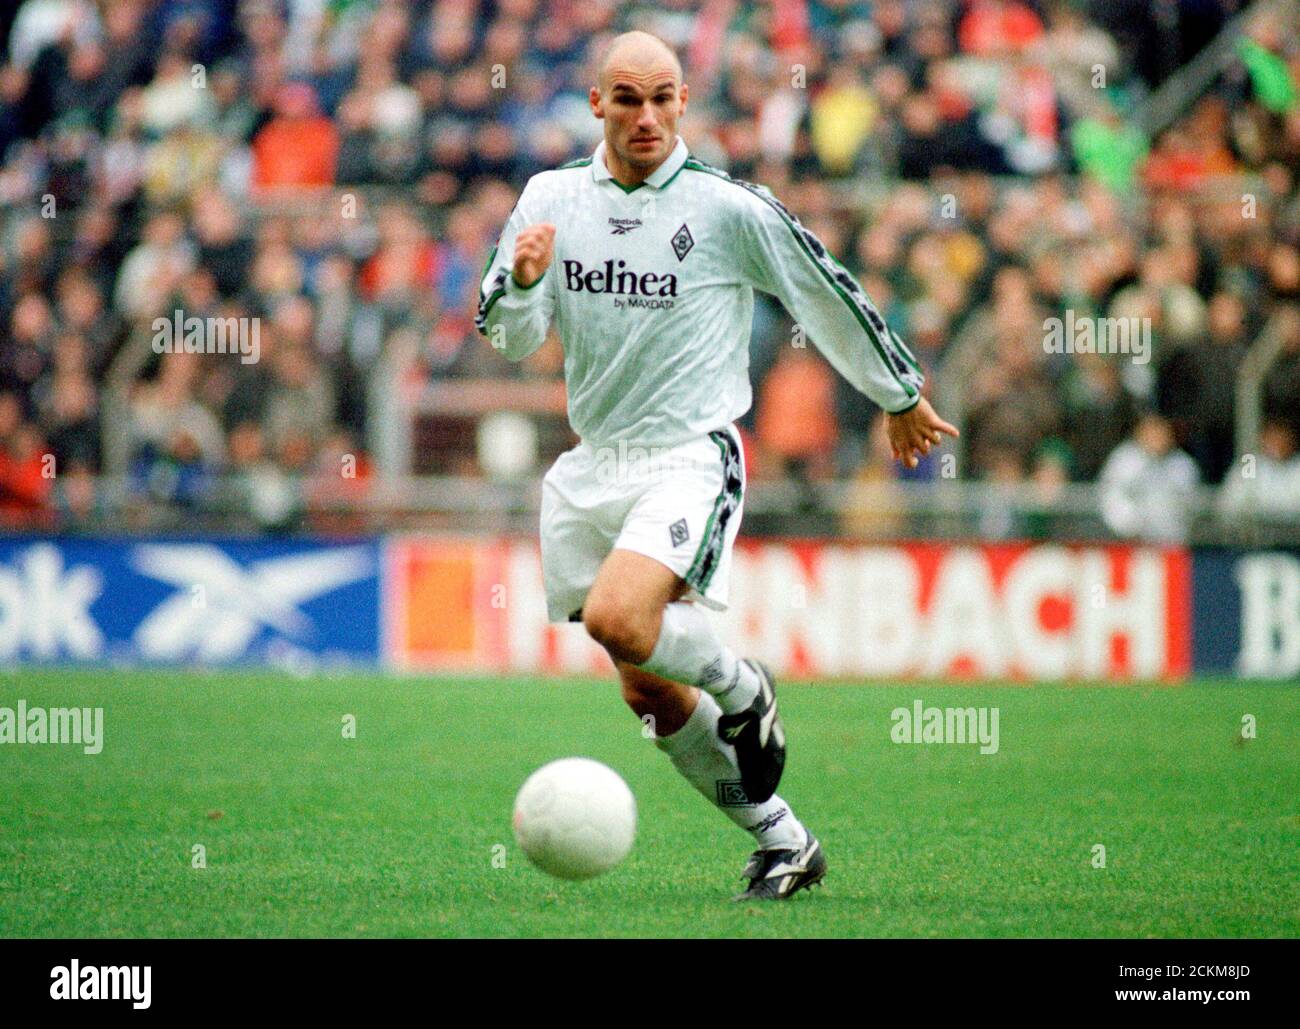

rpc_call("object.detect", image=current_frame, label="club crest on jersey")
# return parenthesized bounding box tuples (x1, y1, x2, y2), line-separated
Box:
(671, 223, 694, 262)
(608, 217, 642, 235)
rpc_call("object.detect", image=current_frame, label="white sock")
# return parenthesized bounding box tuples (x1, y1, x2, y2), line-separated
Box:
(654, 690, 805, 850)
(640, 602, 759, 715)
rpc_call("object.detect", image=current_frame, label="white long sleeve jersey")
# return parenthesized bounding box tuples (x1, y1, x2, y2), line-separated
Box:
(476, 136, 925, 448)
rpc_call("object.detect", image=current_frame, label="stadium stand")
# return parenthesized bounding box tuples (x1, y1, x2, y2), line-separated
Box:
(0, 0, 1296, 542)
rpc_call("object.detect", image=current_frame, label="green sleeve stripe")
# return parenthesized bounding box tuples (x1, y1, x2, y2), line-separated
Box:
(682, 160, 920, 399)
(890, 328, 923, 375)
(476, 264, 509, 335)
(478, 244, 499, 284)
(476, 267, 547, 337)
(510, 269, 546, 289)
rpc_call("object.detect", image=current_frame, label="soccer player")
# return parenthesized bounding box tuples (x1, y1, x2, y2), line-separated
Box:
(477, 31, 957, 900)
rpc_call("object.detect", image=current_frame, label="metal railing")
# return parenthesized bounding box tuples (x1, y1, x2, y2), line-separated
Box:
(9, 475, 1297, 547)
(1236, 304, 1300, 459)
(1133, 0, 1297, 138)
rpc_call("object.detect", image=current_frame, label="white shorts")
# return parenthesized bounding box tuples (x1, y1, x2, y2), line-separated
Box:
(539, 425, 746, 623)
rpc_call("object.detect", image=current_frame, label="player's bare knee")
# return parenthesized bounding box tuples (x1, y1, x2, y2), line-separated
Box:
(583, 601, 657, 665)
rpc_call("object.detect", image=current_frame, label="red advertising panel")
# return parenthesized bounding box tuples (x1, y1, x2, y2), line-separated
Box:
(385, 537, 1191, 681)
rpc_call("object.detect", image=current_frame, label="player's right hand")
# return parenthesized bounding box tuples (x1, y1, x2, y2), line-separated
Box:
(512, 223, 555, 288)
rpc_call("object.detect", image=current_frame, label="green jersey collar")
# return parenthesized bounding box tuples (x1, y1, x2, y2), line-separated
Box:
(591, 136, 689, 192)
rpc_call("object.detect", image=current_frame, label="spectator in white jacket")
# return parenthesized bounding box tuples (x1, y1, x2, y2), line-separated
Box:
(1099, 411, 1201, 542)
(1219, 419, 1300, 524)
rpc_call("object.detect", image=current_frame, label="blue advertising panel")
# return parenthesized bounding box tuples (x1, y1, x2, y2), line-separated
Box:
(0, 537, 380, 666)
(1192, 547, 1300, 680)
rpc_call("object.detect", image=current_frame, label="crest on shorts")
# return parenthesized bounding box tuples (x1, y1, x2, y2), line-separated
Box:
(671, 223, 694, 262)
(669, 518, 690, 547)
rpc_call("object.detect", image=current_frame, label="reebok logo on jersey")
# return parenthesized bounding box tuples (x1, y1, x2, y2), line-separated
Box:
(562, 259, 678, 297)
(608, 217, 642, 235)
(671, 223, 694, 261)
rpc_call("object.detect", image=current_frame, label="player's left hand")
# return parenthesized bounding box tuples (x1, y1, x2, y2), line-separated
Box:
(885, 396, 959, 469)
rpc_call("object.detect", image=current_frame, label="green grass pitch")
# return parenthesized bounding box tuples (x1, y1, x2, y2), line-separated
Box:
(1, 669, 1296, 937)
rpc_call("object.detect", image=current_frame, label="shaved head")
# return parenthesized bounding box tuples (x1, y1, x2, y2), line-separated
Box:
(597, 31, 682, 93)
(589, 30, 687, 185)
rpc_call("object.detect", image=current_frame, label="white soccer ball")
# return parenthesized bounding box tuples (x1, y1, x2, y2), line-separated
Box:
(512, 757, 637, 880)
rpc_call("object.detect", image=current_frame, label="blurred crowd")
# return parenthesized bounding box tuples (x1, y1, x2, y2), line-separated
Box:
(0, 0, 1297, 539)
